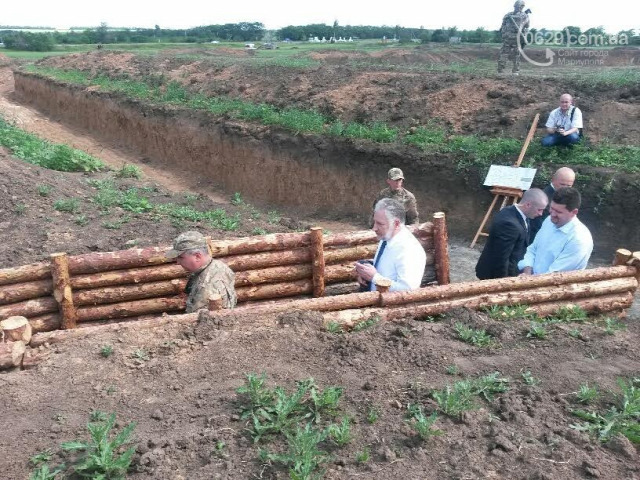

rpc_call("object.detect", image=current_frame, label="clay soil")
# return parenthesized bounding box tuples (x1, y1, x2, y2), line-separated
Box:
(0, 47, 639, 479)
(36, 46, 640, 144)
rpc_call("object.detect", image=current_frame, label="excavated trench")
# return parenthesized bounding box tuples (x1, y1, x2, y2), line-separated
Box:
(12, 71, 640, 255)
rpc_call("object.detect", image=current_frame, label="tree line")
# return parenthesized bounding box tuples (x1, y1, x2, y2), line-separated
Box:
(1, 22, 637, 51)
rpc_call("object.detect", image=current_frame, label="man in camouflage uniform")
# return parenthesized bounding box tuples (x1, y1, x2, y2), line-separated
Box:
(166, 231, 237, 313)
(498, 0, 530, 74)
(371, 168, 419, 226)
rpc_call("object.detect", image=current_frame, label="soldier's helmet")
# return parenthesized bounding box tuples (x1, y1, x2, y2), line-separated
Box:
(514, 0, 525, 9)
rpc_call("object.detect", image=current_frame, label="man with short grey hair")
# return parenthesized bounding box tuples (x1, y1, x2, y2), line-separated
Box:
(371, 167, 419, 225)
(356, 198, 426, 292)
(166, 231, 237, 312)
(541, 94, 583, 147)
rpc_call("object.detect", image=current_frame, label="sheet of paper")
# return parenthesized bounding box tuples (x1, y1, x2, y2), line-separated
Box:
(483, 165, 537, 190)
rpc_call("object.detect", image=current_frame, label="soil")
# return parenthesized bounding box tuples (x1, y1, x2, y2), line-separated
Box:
(0, 47, 639, 479)
(35, 47, 640, 144)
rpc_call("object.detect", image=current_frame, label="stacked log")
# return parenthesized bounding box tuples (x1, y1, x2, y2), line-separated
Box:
(0, 220, 438, 334)
(30, 262, 640, 348)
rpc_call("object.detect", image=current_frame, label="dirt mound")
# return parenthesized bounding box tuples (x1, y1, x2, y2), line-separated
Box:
(2, 308, 639, 479)
(38, 51, 138, 76)
(0, 152, 301, 268)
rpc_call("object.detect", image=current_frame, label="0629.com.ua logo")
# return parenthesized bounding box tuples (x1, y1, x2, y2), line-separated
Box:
(517, 27, 630, 67)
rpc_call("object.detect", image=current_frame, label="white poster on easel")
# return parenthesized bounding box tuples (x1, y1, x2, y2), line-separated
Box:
(483, 165, 537, 190)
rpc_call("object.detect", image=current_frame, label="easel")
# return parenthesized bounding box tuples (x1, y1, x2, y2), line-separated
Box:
(470, 114, 539, 248)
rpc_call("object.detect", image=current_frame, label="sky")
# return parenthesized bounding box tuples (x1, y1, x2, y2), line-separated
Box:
(3, 0, 639, 33)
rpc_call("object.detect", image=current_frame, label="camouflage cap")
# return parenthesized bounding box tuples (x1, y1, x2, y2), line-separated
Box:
(166, 231, 208, 259)
(388, 168, 404, 180)
(514, 0, 525, 7)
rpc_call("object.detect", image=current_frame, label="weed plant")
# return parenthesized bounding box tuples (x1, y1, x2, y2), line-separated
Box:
(259, 423, 329, 480)
(602, 317, 626, 335)
(352, 315, 380, 332)
(521, 370, 540, 386)
(100, 345, 114, 358)
(53, 198, 80, 213)
(37, 185, 53, 196)
(546, 305, 588, 324)
(365, 406, 380, 424)
(29, 449, 54, 466)
(0, 116, 104, 172)
(571, 378, 640, 443)
(432, 372, 510, 418)
(252, 227, 268, 235)
(526, 323, 548, 339)
(115, 164, 142, 179)
(406, 404, 443, 441)
(575, 383, 599, 405)
(230, 192, 244, 205)
(454, 323, 494, 347)
(446, 364, 461, 376)
(73, 215, 89, 226)
(328, 417, 352, 446)
(29, 412, 136, 479)
(325, 322, 342, 334)
(356, 447, 371, 463)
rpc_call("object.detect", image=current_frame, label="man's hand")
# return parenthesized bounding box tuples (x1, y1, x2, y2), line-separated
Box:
(355, 261, 377, 282)
(519, 266, 533, 276)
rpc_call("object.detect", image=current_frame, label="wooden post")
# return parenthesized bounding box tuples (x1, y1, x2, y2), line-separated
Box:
(50, 253, 78, 329)
(629, 252, 640, 284)
(310, 227, 326, 297)
(514, 113, 540, 167)
(613, 248, 632, 266)
(433, 212, 450, 285)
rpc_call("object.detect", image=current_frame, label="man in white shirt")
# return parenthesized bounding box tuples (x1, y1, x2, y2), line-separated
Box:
(518, 187, 593, 275)
(541, 94, 583, 147)
(355, 198, 426, 292)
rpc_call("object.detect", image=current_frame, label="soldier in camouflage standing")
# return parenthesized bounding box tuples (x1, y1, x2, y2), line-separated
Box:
(498, 0, 530, 74)
(166, 231, 237, 313)
(371, 168, 419, 226)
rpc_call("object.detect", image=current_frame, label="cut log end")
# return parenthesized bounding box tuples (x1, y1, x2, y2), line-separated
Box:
(1, 316, 33, 343)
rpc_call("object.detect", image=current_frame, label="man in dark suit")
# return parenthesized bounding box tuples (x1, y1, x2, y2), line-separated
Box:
(529, 167, 575, 241)
(475, 188, 548, 280)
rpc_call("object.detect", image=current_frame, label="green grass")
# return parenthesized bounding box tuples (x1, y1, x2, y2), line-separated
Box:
(99, 345, 114, 358)
(0, 116, 104, 172)
(115, 164, 142, 179)
(521, 370, 540, 386)
(352, 315, 380, 332)
(484, 304, 533, 321)
(454, 323, 494, 347)
(24, 64, 640, 173)
(53, 198, 80, 213)
(571, 378, 640, 443)
(575, 383, 599, 405)
(526, 323, 548, 339)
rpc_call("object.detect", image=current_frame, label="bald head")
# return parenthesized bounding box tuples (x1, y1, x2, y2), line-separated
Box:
(552, 167, 575, 190)
(519, 188, 549, 219)
(559, 94, 573, 112)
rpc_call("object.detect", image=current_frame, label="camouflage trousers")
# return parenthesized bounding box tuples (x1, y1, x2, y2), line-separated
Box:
(497, 43, 521, 73)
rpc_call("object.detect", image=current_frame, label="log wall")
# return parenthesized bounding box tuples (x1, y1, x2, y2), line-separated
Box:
(0, 220, 439, 333)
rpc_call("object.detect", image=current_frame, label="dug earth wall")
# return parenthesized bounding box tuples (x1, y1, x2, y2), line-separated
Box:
(13, 71, 640, 254)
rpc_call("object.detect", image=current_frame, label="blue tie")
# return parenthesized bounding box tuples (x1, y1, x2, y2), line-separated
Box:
(374, 241, 387, 268)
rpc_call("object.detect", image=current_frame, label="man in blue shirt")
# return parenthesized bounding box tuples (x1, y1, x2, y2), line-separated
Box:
(518, 187, 593, 275)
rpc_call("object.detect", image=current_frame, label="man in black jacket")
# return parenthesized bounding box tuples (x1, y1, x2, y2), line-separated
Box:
(475, 188, 548, 280)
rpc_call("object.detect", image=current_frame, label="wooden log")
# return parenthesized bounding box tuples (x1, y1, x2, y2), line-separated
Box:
(629, 253, 640, 283)
(208, 294, 223, 311)
(29, 313, 61, 334)
(237, 280, 313, 302)
(526, 293, 634, 317)
(0, 297, 59, 320)
(73, 279, 187, 306)
(67, 246, 171, 275)
(375, 278, 392, 295)
(0, 279, 53, 306)
(433, 212, 450, 285)
(21, 349, 50, 370)
(613, 248, 633, 266)
(51, 253, 78, 330)
(206, 223, 434, 256)
(71, 264, 186, 289)
(1, 316, 32, 343)
(0, 341, 26, 369)
(310, 227, 326, 298)
(381, 265, 638, 306)
(323, 278, 637, 327)
(0, 262, 50, 287)
(76, 296, 186, 323)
